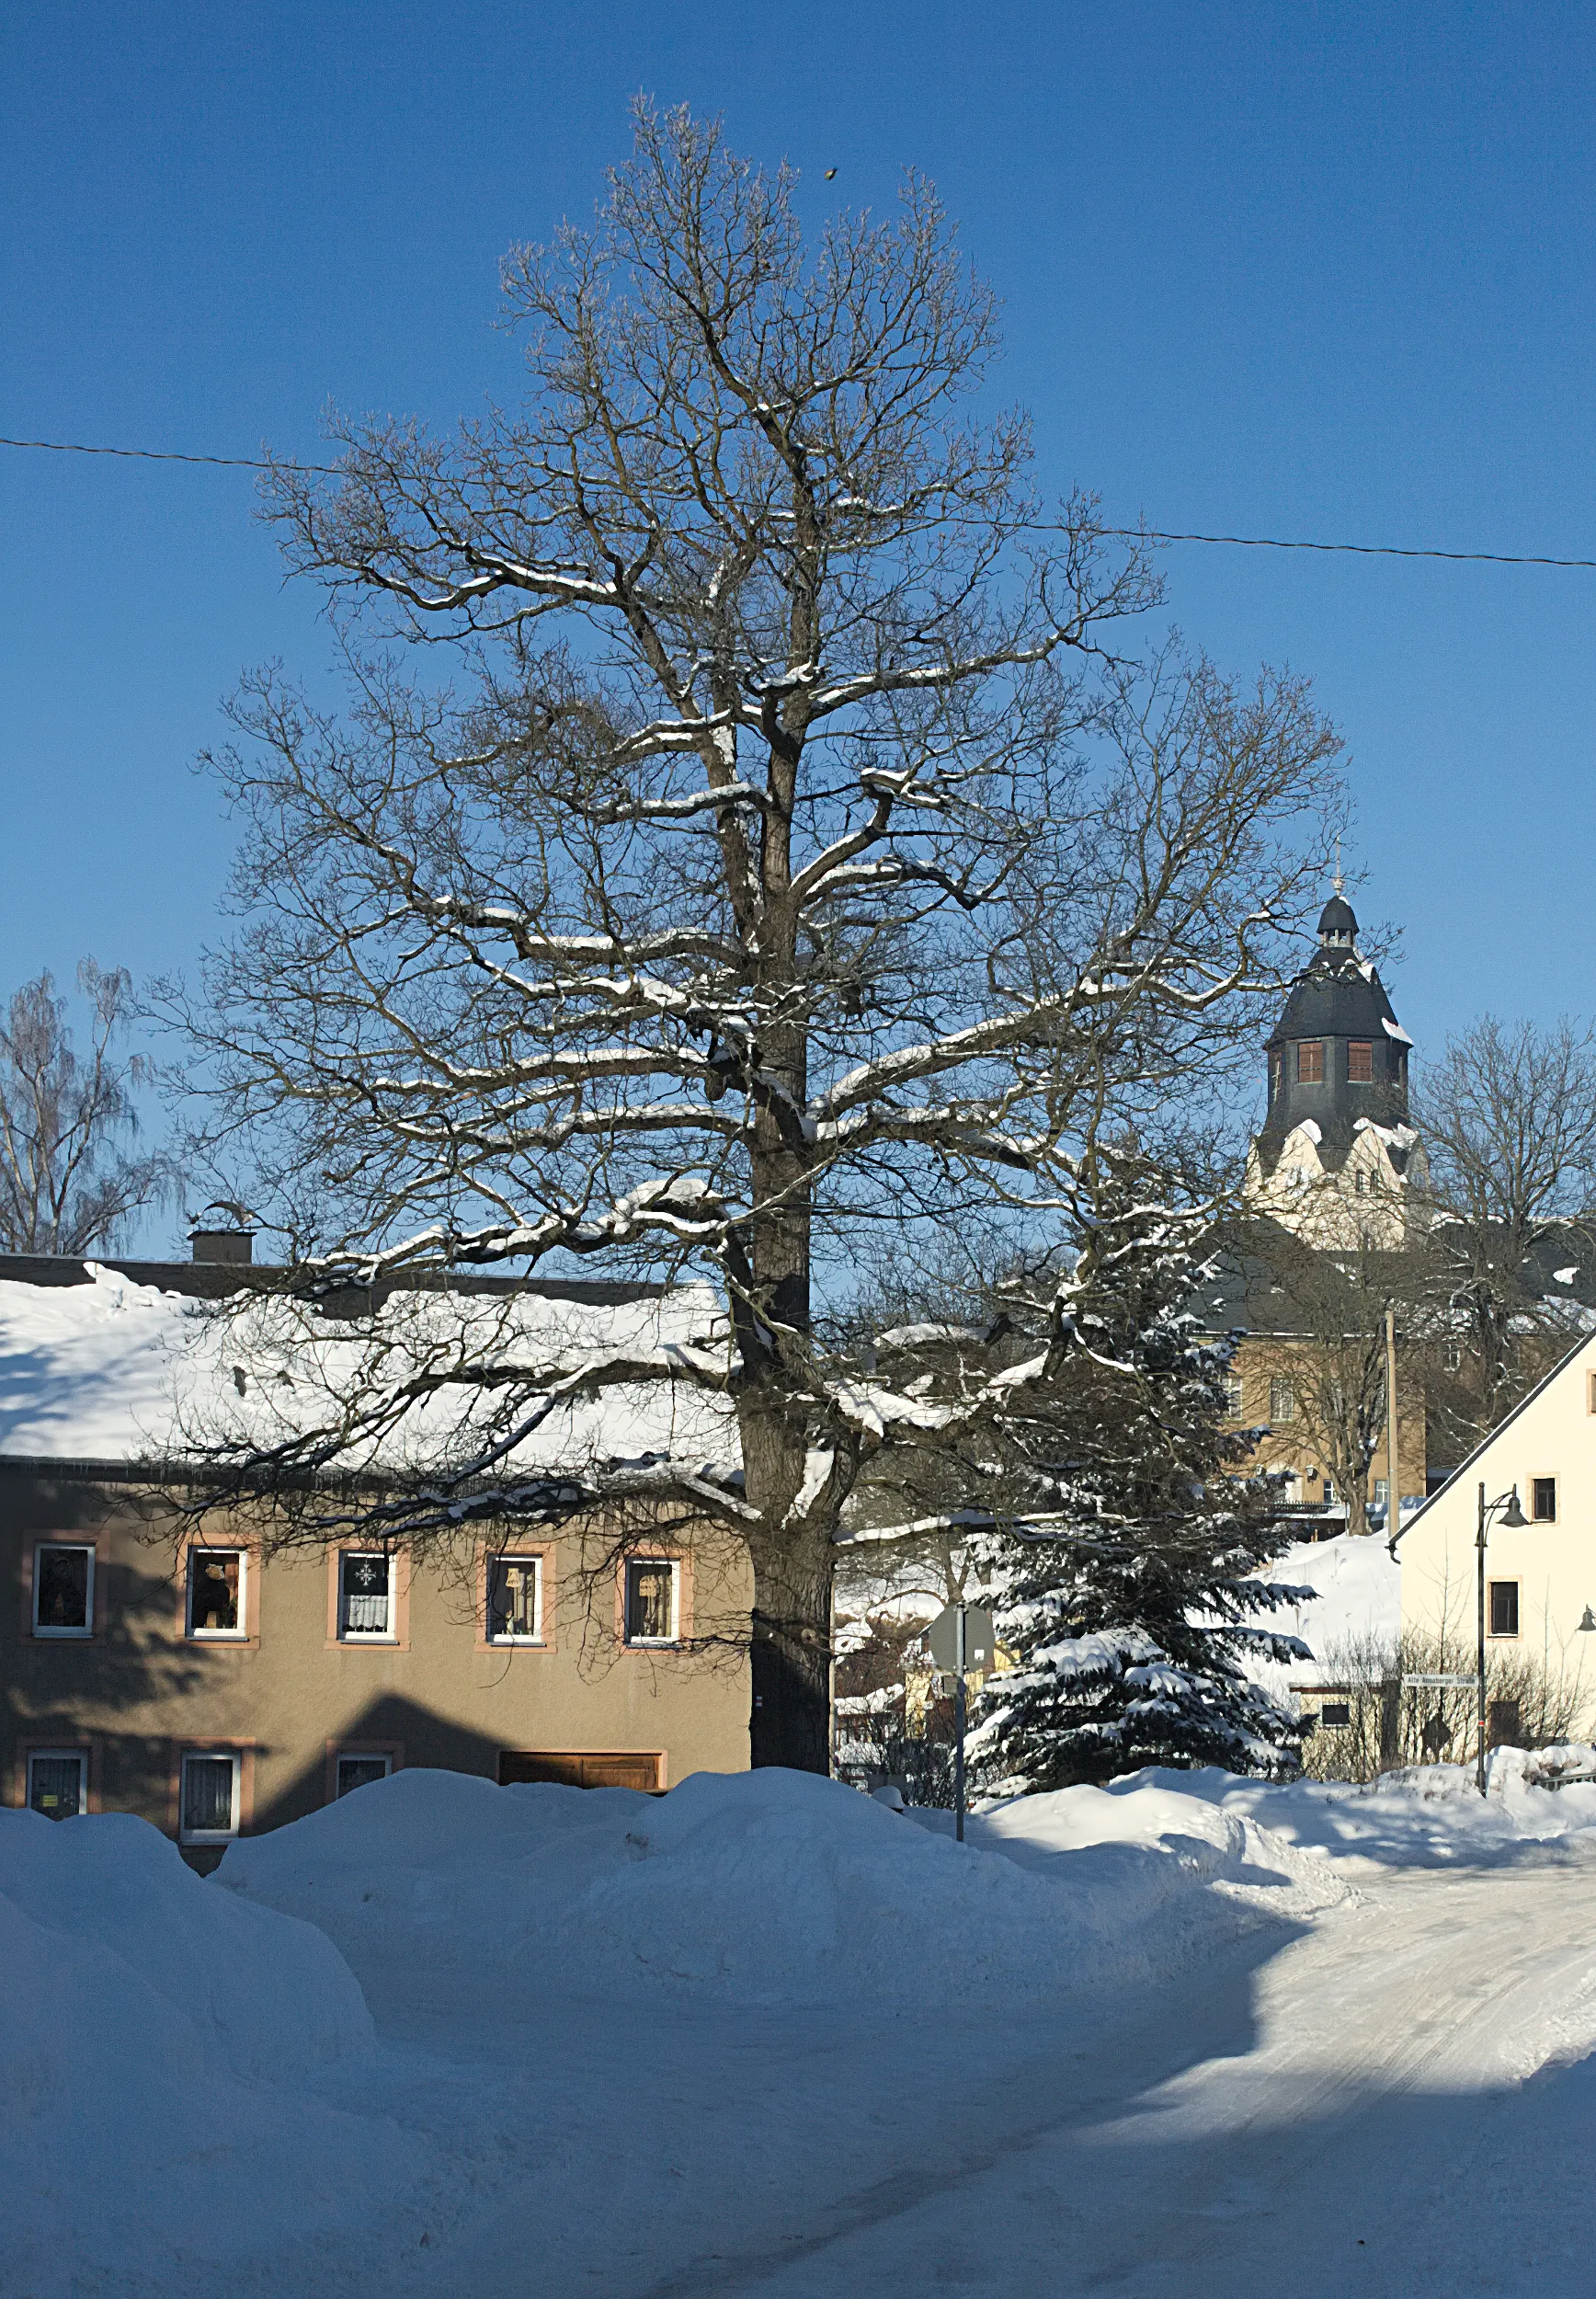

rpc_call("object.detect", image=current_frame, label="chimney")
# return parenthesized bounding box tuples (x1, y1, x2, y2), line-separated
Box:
(189, 1216, 256, 1266)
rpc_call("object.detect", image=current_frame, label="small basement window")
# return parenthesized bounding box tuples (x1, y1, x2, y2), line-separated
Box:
(486, 1554, 543, 1644)
(1533, 1477, 1556, 1523)
(28, 1749, 86, 1819)
(32, 1544, 95, 1637)
(1348, 1041, 1374, 1083)
(180, 1752, 241, 1844)
(187, 1548, 245, 1637)
(335, 1754, 392, 1799)
(1488, 1580, 1521, 1638)
(1295, 1041, 1324, 1084)
(624, 1559, 680, 1645)
(338, 1552, 394, 1640)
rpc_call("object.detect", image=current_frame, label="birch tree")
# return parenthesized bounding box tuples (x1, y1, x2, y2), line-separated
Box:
(171, 104, 1345, 1768)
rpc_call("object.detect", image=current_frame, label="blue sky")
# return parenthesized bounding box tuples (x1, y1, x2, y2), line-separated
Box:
(4, 2, 1593, 1182)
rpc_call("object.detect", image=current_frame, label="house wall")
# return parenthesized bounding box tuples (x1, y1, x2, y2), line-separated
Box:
(1225, 1335, 1426, 1524)
(2, 1468, 752, 1859)
(1398, 1337, 1596, 1733)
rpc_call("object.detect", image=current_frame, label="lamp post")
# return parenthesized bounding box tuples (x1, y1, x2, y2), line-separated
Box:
(1476, 1480, 1528, 1795)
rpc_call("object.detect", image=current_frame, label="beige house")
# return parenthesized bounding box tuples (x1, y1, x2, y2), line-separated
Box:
(1, 1244, 751, 1863)
(1395, 1328, 1596, 1739)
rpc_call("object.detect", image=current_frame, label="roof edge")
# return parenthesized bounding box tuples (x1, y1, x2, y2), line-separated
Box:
(1389, 1324, 1596, 1553)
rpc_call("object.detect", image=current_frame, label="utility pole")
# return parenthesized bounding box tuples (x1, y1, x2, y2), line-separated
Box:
(1476, 1480, 1488, 1797)
(1385, 1302, 1399, 1534)
(954, 1606, 966, 1843)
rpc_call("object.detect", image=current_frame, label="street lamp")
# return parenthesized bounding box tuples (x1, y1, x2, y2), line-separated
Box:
(1476, 1480, 1528, 1796)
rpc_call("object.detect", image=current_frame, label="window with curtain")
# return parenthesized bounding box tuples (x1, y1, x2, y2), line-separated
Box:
(180, 1753, 239, 1840)
(28, 1751, 86, 1819)
(624, 1560, 678, 1644)
(339, 1551, 393, 1638)
(486, 1555, 542, 1642)
(187, 1549, 244, 1635)
(33, 1544, 93, 1636)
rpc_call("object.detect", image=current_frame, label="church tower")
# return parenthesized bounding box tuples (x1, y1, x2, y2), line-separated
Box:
(1245, 888, 1423, 1243)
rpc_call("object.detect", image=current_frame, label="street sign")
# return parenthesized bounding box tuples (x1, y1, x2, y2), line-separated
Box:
(1402, 1673, 1476, 1687)
(927, 1606, 996, 1673)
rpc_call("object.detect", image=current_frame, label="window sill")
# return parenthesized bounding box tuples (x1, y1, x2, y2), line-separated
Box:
(624, 1637, 682, 1650)
(188, 1630, 248, 1643)
(179, 1832, 239, 1847)
(31, 1627, 94, 1641)
(486, 1636, 546, 1648)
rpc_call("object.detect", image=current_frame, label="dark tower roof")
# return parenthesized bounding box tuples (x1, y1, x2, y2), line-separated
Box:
(1254, 891, 1413, 1177)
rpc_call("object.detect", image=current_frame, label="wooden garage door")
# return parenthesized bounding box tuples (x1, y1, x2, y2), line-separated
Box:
(497, 1749, 666, 1791)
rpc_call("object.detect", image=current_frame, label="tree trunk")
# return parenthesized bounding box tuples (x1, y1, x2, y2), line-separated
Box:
(747, 1533, 834, 1772)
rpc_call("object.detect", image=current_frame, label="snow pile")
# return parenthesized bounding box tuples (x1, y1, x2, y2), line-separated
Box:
(1490, 1740, 1596, 1791)
(0, 1807, 371, 2081)
(221, 1764, 1343, 2010)
(1146, 1760, 1596, 1870)
(0, 1810, 437, 2295)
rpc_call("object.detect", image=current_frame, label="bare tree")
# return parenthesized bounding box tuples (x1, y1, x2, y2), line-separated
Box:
(167, 105, 1344, 1768)
(1415, 1015, 1596, 1439)
(0, 963, 168, 1254)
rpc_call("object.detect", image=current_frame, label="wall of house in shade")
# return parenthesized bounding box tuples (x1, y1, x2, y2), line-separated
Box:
(4, 1465, 752, 1865)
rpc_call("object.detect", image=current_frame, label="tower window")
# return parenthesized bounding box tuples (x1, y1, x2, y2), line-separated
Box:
(1295, 1042, 1324, 1084)
(1348, 1042, 1374, 1083)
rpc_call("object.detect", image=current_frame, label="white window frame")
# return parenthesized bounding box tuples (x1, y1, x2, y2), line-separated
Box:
(186, 1546, 248, 1640)
(337, 1550, 395, 1641)
(28, 1747, 87, 1818)
(179, 1750, 242, 1845)
(31, 1542, 96, 1638)
(485, 1552, 544, 1645)
(1222, 1372, 1244, 1418)
(335, 1751, 393, 1798)
(624, 1557, 681, 1647)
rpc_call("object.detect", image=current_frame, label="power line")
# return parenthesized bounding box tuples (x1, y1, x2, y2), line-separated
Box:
(4, 430, 1596, 568)
(0, 434, 338, 475)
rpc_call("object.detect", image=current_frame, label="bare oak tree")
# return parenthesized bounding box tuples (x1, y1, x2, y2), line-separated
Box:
(169, 105, 1344, 1767)
(0, 963, 167, 1254)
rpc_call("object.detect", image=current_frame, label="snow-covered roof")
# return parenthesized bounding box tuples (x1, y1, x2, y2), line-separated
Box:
(0, 1264, 736, 1476)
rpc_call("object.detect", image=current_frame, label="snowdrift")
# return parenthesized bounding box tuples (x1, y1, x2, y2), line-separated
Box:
(0, 1810, 431, 2296)
(219, 1762, 1343, 2008)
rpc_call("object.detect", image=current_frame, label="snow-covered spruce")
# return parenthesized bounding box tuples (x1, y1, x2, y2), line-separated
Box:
(952, 1177, 1312, 1794)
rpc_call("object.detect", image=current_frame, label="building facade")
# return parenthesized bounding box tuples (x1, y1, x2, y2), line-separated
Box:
(1, 1247, 752, 1861)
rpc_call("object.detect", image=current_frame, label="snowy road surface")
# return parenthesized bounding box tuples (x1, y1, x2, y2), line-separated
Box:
(319, 1787, 1596, 2299)
(10, 1766, 1596, 2296)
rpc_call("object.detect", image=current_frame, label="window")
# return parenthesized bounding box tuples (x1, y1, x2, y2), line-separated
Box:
(1295, 1041, 1324, 1084)
(1374, 1478, 1389, 1508)
(337, 1551, 393, 1640)
(335, 1754, 392, 1799)
(1269, 1051, 1282, 1102)
(32, 1544, 94, 1637)
(1533, 1477, 1557, 1523)
(486, 1554, 542, 1644)
(624, 1558, 679, 1645)
(187, 1548, 245, 1638)
(1589, 1370, 1596, 1414)
(179, 1752, 240, 1843)
(1488, 1580, 1520, 1638)
(1347, 1041, 1374, 1083)
(1353, 1170, 1366, 1196)
(1322, 1479, 1335, 1506)
(1317, 1702, 1351, 1729)
(28, 1749, 86, 1819)
(1269, 1378, 1296, 1424)
(1222, 1372, 1244, 1417)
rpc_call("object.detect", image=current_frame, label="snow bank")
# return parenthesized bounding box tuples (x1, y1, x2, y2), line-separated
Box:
(0, 1811, 435, 2296)
(221, 1763, 1343, 2010)
(1123, 1759, 1596, 1870)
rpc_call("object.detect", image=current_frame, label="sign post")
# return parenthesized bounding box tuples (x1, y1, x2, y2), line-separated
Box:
(927, 1605, 994, 1844)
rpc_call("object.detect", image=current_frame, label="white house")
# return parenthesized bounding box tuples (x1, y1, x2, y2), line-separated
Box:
(1396, 1329, 1596, 1741)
